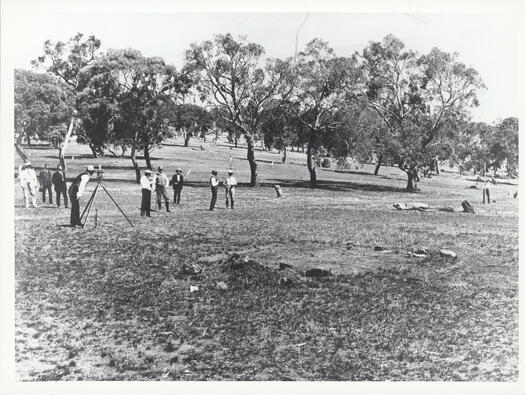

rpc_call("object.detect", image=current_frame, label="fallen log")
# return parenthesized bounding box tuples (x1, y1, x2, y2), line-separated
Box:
(393, 201, 475, 214)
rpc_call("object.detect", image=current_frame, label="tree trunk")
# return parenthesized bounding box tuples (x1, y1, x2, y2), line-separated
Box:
(282, 147, 287, 164)
(234, 137, 238, 148)
(58, 147, 67, 170)
(26, 133, 31, 146)
(406, 168, 418, 192)
(144, 146, 152, 170)
(15, 133, 28, 162)
(89, 143, 99, 158)
(435, 156, 440, 175)
(59, 117, 76, 171)
(107, 147, 118, 157)
(374, 155, 383, 176)
(184, 133, 190, 147)
(245, 134, 257, 187)
(306, 133, 317, 188)
(130, 145, 141, 183)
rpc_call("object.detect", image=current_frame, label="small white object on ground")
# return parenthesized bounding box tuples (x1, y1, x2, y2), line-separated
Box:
(440, 249, 457, 259)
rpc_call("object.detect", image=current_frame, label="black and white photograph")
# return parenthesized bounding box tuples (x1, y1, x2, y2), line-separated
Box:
(1, 0, 523, 393)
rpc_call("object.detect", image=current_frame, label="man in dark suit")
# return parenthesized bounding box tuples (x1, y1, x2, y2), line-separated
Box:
(68, 165, 95, 227)
(209, 170, 219, 211)
(171, 168, 184, 204)
(52, 164, 68, 208)
(39, 164, 53, 204)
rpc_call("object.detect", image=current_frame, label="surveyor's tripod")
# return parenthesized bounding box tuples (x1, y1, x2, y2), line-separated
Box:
(80, 171, 134, 228)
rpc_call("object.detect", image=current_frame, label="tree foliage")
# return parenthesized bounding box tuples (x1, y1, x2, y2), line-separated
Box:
(18, 32, 513, 190)
(14, 69, 73, 148)
(357, 35, 485, 190)
(91, 49, 190, 179)
(289, 38, 359, 187)
(171, 104, 213, 146)
(185, 33, 293, 186)
(33, 33, 104, 156)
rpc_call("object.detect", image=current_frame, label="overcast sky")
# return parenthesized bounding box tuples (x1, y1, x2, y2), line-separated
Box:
(5, 1, 520, 123)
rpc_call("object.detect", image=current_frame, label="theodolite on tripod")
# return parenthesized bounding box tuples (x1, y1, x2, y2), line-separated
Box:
(79, 167, 134, 228)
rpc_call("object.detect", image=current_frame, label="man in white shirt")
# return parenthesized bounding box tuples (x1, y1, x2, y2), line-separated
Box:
(482, 172, 491, 203)
(68, 165, 95, 227)
(209, 170, 219, 211)
(224, 170, 237, 209)
(152, 166, 170, 212)
(19, 161, 38, 208)
(140, 169, 152, 217)
(171, 168, 184, 204)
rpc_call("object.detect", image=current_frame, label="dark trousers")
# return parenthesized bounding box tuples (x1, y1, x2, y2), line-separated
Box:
(42, 184, 53, 204)
(156, 186, 170, 211)
(210, 187, 217, 210)
(483, 188, 491, 203)
(68, 185, 81, 227)
(173, 187, 182, 204)
(141, 189, 151, 216)
(55, 184, 68, 207)
(225, 186, 235, 208)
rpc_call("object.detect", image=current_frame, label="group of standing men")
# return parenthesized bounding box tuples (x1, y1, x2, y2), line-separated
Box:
(19, 161, 239, 227)
(209, 169, 237, 210)
(18, 162, 68, 209)
(140, 166, 185, 216)
(139, 167, 237, 215)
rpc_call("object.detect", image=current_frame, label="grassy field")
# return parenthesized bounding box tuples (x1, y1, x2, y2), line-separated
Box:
(14, 137, 519, 380)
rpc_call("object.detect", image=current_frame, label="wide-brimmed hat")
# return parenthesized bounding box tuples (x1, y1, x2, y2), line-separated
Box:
(145, 169, 152, 174)
(86, 165, 95, 172)
(211, 170, 218, 175)
(228, 170, 233, 174)
(24, 161, 32, 168)
(176, 168, 182, 172)
(158, 166, 163, 171)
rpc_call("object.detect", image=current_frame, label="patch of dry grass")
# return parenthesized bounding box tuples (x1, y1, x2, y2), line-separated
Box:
(14, 139, 519, 380)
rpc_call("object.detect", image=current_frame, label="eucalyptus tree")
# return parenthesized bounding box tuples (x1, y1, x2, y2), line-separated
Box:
(185, 33, 293, 186)
(289, 39, 359, 187)
(33, 33, 104, 161)
(91, 49, 190, 181)
(14, 69, 73, 163)
(357, 35, 484, 190)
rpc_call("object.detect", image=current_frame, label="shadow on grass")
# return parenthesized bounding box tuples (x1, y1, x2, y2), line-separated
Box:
(231, 157, 284, 165)
(331, 167, 407, 182)
(40, 154, 162, 162)
(18, 144, 52, 149)
(64, 177, 139, 184)
(267, 178, 407, 193)
(466, 178, 519, 186)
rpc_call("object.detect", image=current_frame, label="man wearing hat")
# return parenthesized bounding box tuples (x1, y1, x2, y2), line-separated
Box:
(140, 169, 152, 217)
(209, 170, 219, 211)
(19, 161, 38, 208)
(224, 170, 238, 209)
(171, 168, 184, 204)
(68, 165, 95, 227)
(152, 165, 170, 212)
(38, 164, 53, 205)
(52, 164, 68, 208)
